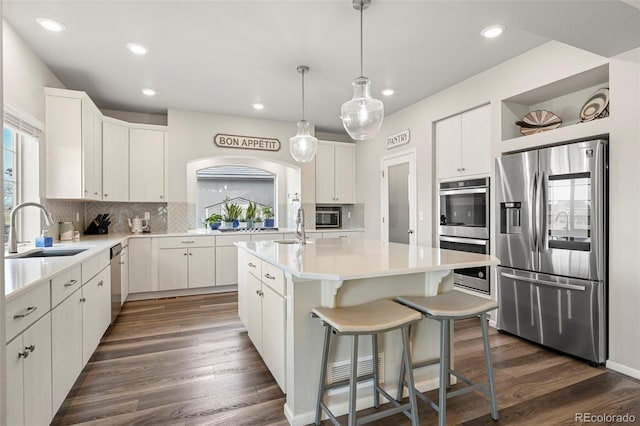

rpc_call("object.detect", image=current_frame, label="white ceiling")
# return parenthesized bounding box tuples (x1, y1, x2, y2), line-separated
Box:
(4, 1, 640, 134)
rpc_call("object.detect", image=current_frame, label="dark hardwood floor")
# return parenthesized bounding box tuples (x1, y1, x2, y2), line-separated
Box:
(52, 292, 640, 425)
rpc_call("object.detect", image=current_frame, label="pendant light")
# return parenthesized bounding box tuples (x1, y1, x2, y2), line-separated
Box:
(340, 0, 384, 141)
(289, 65, 318, 163)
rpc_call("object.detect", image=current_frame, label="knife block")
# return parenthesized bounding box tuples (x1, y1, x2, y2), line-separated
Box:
(84, 222, 109, 234)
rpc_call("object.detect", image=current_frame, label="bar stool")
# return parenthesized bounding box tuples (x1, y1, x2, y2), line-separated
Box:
(312, 299, 422, 426)
(396, 291, 499, 426)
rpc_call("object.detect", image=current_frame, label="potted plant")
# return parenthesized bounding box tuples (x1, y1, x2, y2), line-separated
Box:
(223, 200, 242, 229)
(205, 213, 223, 230)
(238, 215, 247, 229)
(245, 202, 257, 228)
(262, 205, 275, 228)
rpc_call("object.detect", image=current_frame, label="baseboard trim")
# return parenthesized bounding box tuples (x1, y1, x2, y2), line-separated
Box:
(606, 359, 640, 380)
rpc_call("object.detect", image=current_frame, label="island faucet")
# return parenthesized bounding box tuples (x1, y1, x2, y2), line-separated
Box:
(295, 207, 306, 245)
(8, 202, 54, 253)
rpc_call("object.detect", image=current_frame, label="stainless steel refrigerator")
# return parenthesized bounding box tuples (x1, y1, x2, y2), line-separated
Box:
(496, 139, 607, 364)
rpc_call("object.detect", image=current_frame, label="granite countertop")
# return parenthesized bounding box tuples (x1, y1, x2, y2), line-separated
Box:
(235, 238, 500, 281)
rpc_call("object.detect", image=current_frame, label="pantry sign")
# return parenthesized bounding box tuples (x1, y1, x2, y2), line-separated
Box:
(386, 129, 410, 149)
(214, 133, 281, 152)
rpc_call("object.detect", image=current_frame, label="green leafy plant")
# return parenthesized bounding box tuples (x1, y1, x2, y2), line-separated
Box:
(205, 213, 223, 226)
(261, 204, 274, 219)
(245, 202, 257, 221)
(223, 201, 243, 221)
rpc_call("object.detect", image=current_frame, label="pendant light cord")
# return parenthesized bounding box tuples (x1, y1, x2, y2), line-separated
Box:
(360, 0, 364, 77)
(301, 69, 305, 121)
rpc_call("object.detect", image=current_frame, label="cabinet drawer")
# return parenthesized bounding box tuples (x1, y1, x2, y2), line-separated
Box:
(246, 253, 262, 280)
(82, 250, 110, 284)
(51, 265, 82, 307)
(217, 235, 251, 247)
(261, 261, 285, 296)
(6, 282, 50, 342)
(157, 236, 215, 249)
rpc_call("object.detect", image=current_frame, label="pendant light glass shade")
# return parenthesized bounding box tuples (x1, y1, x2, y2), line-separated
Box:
(341, 0, 384, 141)
(289, 120, 318, 163)
(341, 76, 384, 141)
(290, 65, 318, 163)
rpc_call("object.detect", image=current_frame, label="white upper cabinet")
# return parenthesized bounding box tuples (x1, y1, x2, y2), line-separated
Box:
(130, 128, 166, 202)
(436, 104, 491, 180)
(102, 120, 130, 201)
(45, 88, 103, 200)
(315, 141, 355, 204)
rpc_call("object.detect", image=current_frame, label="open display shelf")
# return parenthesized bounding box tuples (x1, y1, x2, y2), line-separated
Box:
(501, 64, 610, 149)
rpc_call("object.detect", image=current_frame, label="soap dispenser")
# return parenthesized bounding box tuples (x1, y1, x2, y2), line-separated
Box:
(35, 230, 53, 247)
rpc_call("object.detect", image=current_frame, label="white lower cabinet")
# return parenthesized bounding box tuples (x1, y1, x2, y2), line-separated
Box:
(128, 237, 153, 293)
(157, 237, 216, 290)
(52, 288, 83, 411)
(216, 235, 250, 286)
(245, 258, 286, 392)
(7, 313, 53, 426)
(82, 266, 112, 364)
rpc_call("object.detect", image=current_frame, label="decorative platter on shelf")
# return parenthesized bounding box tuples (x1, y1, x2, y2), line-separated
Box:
(580, 87, 609, 122)
(515, 110, 562, 135)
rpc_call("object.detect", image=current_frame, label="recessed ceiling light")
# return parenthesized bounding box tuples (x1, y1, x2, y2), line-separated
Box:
(252, 103, 265, 110)
(381, 89, 395, 96)
(36, 18, 66, 32)
(142, 88, 156, 96)
(481, 25, 505, 39)
(127, 43, 148, 55)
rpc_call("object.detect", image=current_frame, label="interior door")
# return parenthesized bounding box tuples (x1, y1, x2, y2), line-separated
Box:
(381, 151, 416, 244)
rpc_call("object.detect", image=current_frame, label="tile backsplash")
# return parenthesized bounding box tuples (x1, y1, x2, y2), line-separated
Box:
(41, 199, 86, 240)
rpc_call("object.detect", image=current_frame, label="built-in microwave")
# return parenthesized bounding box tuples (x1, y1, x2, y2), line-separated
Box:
(439, 177, 489, 239)
(316, 206, 341, 228)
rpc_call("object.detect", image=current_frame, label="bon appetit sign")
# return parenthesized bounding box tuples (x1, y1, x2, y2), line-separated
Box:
(214, 133, 281, 152)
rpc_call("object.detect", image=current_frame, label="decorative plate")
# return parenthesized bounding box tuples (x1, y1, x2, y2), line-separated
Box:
(516, 110, 562, 135)
(580, 88, 609, 122)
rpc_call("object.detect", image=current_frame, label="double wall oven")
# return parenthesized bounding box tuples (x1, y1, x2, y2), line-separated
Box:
(439, 177, 490, 294)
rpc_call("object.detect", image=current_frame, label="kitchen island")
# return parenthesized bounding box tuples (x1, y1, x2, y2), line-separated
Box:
(235, 237, 499, 426)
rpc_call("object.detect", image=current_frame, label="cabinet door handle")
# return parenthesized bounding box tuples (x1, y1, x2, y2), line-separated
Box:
(104, 193, 108, 197)
(64, 279, 78, 287)
(94, 192, 98, 195)
(25, 344, 35, 353)
(98, 280, 104, 287)
(248, 262, 256, 268)
(255, 290, 262, 296)
(80, 297, 86, 303)
(184, 252, 188, 256)
(13, 306, 37, 319)
(18, 350, 29, 359)
(264, 273, 276, 280)
(181, 241, 195, 244)
(119, 261, 125, 265)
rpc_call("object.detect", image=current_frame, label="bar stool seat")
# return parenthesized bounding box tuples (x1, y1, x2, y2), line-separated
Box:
(396, 291, 499, 426)
(312, 299, 422, 426)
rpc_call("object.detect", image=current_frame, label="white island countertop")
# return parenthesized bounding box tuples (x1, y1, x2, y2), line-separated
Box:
(236, 237, 499, 281)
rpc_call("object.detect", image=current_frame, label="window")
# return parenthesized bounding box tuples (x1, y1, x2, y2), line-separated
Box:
(3, 108, 42, 244)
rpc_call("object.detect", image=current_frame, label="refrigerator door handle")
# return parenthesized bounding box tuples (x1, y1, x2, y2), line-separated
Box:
(539, 171, 548, 253)
(531, 171, 538, 253)
(500, 272, 587, 292)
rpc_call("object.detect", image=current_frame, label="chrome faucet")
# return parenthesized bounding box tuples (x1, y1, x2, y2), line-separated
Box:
(295, 207, 306, 245)
(8, 202, 54, 253)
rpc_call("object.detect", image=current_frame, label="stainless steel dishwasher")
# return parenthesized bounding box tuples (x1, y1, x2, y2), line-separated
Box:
(110, 243, 123, 323)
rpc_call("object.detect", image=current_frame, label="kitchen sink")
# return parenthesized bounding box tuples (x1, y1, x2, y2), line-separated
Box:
(7, 248, 88, 259)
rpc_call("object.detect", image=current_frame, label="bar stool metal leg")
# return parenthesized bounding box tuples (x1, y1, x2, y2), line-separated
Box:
(401, 325, 419, 426)
(480, 313, 499, 420)
(372, 333, 380, 408)
(348, 334, 359, 426)
(315, 323, 332, 426)
(438, 319, 449, 426)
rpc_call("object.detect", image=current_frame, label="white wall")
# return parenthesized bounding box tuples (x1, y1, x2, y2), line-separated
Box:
(355, 40, 640, 377)
(2, 21, 64, 122)
(167, 108, 316, 204)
